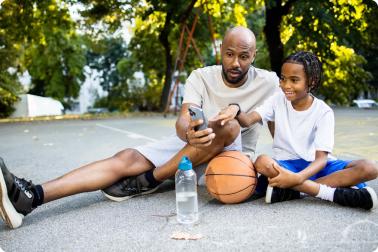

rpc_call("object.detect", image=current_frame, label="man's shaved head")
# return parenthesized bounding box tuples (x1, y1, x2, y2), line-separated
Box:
(221, 26, 257, 87)
(223, 26, 256, 51)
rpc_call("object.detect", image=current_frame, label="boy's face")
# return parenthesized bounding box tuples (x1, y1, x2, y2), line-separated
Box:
(279, 62, 309, 104)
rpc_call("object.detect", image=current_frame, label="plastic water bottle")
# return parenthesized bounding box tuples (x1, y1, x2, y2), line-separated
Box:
(175, 156, 199, 224)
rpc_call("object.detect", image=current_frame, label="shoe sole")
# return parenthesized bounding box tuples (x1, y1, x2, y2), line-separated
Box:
(0, 168, 23, 228)
(365, 187, 378, 210)
(101, 186, 160, 202)
(265, 186, 273, 204)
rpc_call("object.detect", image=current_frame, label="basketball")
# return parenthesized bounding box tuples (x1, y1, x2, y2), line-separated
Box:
(205, 151, 257, 204)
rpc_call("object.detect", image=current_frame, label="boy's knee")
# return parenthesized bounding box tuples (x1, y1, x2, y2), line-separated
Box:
(353, 160, 378, 180)
(254, 154, 272, 173)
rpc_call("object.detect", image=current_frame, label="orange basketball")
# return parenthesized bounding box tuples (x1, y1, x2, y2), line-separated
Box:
(205, 151, 257, 204)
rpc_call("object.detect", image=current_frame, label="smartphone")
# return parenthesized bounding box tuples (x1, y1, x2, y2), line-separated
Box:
(188, 106, 208, 131)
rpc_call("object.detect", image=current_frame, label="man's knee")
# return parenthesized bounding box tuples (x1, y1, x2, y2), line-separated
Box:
(112, 148, 151, 175)
(113, 148, 141, 162)
(354, 160, 378, 180)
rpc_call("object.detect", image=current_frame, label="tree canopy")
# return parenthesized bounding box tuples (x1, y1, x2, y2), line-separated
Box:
(0, 0, 377, 117)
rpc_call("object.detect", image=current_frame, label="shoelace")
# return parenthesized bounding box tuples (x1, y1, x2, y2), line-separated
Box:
(14, 177, 33, 192)
(120, 177, 142, 193)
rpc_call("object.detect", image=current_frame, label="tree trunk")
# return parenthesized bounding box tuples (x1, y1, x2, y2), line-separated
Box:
(159, 10, 173, 111)
(264, 0, 284, 76)
(263, 0, 296, 76)
(159, 0, 197, 112)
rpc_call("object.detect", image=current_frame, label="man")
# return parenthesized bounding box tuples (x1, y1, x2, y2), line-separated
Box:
(0, 26, 279, 229)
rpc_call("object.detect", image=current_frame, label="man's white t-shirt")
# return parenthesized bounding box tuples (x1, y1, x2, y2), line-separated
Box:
(255, 91, 334, 162)
(183, 65, 279, 158)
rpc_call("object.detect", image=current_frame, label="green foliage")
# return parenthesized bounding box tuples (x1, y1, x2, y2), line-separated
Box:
(86, 37, 129, 92)
(0, 0, 87, 115)
(0, 1, 24, 117)
(321, 43, 373, 104)
(276, 0, 376, 104)
(23, 1, 86, 101)
(0, 72, 20, 118)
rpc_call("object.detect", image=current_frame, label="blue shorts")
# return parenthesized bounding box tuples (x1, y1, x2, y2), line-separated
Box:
(276, 159, 366, 189)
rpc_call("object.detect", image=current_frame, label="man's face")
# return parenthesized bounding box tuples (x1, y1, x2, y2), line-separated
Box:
(221, 35, 256, 87)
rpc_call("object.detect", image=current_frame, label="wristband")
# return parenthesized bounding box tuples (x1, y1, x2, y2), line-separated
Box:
(229, 103, 241, 117)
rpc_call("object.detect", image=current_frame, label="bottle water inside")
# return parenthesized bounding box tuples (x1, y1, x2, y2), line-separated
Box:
(175, 156, 198, 224)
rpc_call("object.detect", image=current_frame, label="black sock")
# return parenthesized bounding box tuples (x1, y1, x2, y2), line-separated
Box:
(31, 185, 44, 208)
(143, 170, 161, 188)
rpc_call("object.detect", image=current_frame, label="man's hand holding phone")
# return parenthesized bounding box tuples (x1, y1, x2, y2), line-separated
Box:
(187, 106, 215, 147)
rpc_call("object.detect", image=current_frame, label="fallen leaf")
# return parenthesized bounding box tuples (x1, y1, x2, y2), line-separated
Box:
(170, 232, 203, 240)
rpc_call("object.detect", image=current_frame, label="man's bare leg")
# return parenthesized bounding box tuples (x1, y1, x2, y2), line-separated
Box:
(42, 149, 154, 203)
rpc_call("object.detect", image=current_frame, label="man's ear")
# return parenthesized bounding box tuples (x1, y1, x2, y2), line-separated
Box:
(251, 49, 257, 65)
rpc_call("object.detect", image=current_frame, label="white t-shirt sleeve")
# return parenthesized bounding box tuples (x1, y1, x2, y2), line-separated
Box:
(254, 91, 280, 122)
(314, 110, 334, 153)
(182, 71, 203, 106)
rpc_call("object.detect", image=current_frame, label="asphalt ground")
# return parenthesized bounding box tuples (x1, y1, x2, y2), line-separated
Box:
(0, 108, 377, 251)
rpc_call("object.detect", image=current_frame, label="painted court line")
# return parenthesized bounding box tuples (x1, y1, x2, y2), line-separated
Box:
(96, 123, 157, 142)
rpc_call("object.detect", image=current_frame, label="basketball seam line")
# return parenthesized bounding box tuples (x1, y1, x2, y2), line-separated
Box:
(215, 154, 254, 169)
(210, 184, 256, 196)
(206, 174, 257, 178)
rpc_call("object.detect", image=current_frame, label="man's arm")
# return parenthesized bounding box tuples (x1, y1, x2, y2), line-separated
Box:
(267, 121, 275, 138)
(176, 103, 215, 147)
(176, 103, 192, 142)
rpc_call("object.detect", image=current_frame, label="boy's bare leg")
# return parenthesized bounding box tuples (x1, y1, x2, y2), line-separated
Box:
(254, 155, 378, 210)
(254, 154, 320, 196)
(255, 155, 378, 193)
(43, 149, 154, 203)
(314, 160, 378, 188)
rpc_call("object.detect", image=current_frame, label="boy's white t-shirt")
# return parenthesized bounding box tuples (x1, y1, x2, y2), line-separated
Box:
(255, 91, 334, 162)
(183, 65, 279, 157)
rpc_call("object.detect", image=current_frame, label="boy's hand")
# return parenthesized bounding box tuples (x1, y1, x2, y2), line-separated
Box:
(268, 163, 303, 188)
(186, 119, 215, 148)
(212, 105, 239, 126)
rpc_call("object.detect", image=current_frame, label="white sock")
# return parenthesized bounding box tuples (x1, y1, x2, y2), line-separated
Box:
(315, 184, 336, 202)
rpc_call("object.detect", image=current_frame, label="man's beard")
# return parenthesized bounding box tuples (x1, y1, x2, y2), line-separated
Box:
(222, 64, 249, 85)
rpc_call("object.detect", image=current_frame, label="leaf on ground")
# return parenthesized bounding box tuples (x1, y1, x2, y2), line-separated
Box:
(170, 232, 203, 240)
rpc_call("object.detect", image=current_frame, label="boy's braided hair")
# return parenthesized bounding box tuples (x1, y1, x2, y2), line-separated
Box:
(283, 51, 323, 92)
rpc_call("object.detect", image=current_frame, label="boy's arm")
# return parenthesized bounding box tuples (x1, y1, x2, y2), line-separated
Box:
(215, 104, 262, 127)
(269, 151, 328, 188)
(297, 150, 328, 183)
(237, 110, 262, 128)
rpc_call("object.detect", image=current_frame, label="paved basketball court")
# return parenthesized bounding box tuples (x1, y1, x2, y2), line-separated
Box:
(0, 108, 377, 251)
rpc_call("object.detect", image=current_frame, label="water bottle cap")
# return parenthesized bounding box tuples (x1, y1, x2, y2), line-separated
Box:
(178, 156, 192, 171)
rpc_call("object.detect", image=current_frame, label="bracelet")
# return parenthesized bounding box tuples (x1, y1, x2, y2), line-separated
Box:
(229, 103, 241, 117)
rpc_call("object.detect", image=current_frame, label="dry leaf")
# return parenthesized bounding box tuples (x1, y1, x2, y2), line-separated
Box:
(170, 231, 203, 240)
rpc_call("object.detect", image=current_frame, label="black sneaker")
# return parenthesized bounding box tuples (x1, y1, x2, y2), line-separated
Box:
(102, 176, 160, 202)
(333, 187, 377, 210)
(0, 158, 35, 228)
(265, 185, 301, 204)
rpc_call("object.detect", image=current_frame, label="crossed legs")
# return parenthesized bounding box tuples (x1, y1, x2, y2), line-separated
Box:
(254, 154, 378, 196)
